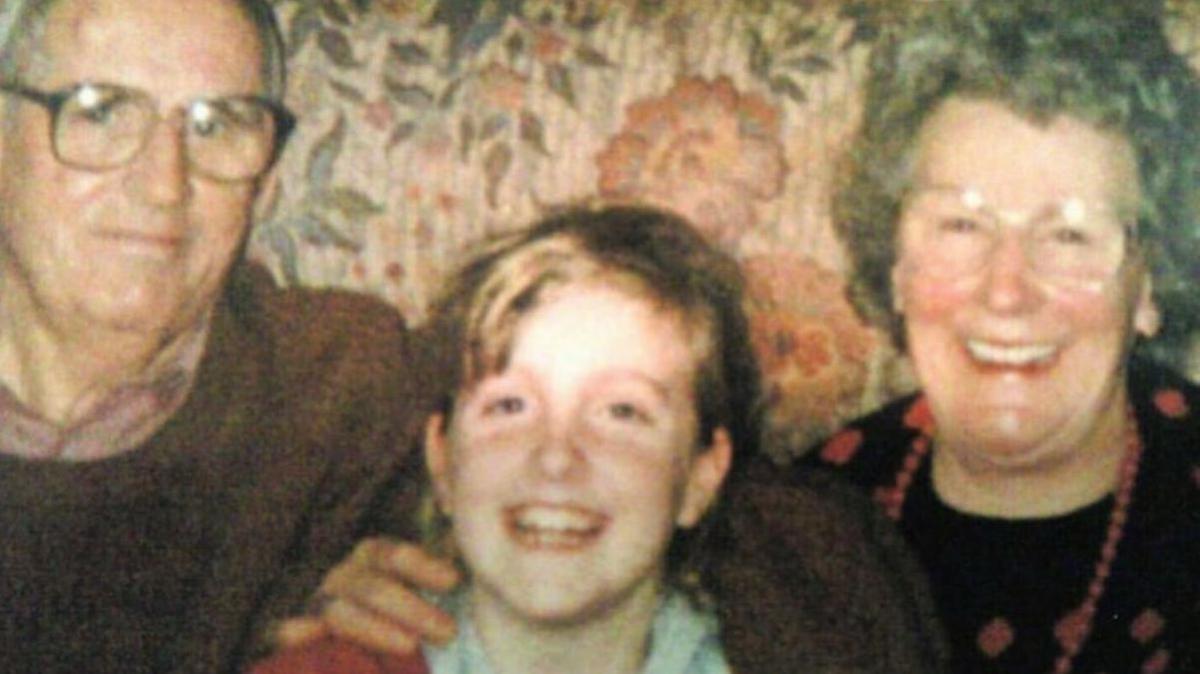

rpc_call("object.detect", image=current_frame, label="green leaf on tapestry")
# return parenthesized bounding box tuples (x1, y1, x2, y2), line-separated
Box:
(328, 79, 366, 103)
(576, 12, 602, 31)
(388, 40, 432, 67)
(388, 121, 418, 149)
(770, 75, 807, 104)
(315, 187, 384, 221)
(748, 28, 770, 78)
(286, 4, 323, 58)
(784, 54, 834, 75)
(483, 142, 513, 208)
(479, 114, 508, 142)
(296, 212, 364, 252)
(784, 25, 820, 49)
(459, 116, 476, 161)
(256, 179, 283, 224)
(504, 33, 525, 60)
(261, 224, 300, 285)
(317, 28, 359, 68)
(320, 0, 352, 25)
(438, 77, 464, 109)
(842, 19, 879, 49)
(306, 114, 346, 188)
(633, 0, 668, 19)
(384, 79, 435, 109)
(575, 44, 613, 68)
(545, 64, 576, 107)
(519, 111, 549, 156)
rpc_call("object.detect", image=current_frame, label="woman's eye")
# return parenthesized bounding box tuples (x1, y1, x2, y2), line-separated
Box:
(1047, 225, 1093, 246)
(482, 396, 525, 416)
(937, 215, 982, 234)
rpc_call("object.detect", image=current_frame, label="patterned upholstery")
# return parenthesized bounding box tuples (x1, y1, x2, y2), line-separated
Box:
(254, 0, 1200, 460)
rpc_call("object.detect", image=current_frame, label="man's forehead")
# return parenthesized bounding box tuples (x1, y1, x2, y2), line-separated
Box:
(35, 0, 264, 96)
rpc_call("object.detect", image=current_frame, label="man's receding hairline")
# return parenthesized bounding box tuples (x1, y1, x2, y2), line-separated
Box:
(0, 0, 284, 97)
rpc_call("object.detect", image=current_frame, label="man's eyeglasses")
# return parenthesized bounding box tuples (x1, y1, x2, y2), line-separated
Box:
(0, 81, 295, 182)
(899, 185, 1138, 288)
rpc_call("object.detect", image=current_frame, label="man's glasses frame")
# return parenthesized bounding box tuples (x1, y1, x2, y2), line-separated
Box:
(0, 80, 296, 182)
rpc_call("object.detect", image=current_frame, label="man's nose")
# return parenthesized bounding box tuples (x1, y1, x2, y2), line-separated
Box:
(128, 116, 191, 206)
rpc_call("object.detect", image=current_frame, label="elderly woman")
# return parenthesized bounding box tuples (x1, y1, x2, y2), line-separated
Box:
(799, 1, 1200, 673)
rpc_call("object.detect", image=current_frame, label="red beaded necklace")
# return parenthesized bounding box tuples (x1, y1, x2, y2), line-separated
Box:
(876, 397, 1144, 674)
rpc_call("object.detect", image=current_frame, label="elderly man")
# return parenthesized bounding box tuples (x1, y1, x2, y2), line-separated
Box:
(0, 1, 441, 672)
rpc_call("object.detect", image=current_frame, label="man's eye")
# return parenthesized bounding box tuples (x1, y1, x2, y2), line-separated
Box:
(79, 102, 115, 124)
(73, 96, 128, 125)
(189, 104, 227, 137)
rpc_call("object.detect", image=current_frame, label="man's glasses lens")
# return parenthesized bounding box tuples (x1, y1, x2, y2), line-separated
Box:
(5, 82, 291, 181)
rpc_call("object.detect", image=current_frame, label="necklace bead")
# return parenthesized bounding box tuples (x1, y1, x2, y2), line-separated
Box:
(880, 398, 1143, 674)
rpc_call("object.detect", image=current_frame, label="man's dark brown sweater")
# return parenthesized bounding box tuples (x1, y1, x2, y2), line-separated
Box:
(0, 264, 437, 674)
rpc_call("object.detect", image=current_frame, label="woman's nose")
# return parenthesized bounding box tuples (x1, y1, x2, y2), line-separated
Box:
(979, 231, 1043, 313)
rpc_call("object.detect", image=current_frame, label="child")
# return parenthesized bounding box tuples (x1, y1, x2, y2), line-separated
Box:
(250, 204, 759, 674)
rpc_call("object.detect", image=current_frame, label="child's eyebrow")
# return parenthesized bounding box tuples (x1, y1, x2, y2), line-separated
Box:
(586, 370, 675, 402)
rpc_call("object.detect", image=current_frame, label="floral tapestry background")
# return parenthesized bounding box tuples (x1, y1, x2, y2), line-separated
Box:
(252, 0, 1200, 461)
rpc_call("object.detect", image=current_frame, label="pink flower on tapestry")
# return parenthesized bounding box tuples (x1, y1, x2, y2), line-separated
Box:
(596, 76, 786, 246)
(476, 63, 530, 113)
(744, 254, 876, 455)
(531, 27, 569, 65)
(362, 98, 395, 132)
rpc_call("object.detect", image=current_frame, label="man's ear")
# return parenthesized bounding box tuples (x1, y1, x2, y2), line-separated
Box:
(676, 427, 733, 529)
(1133, 271, 1161, 338)
(424, 413, 454, 516)
(891, 263, 906, 314)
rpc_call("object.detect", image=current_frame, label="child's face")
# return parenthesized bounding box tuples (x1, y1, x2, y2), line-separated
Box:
(426, 281, 731, 626)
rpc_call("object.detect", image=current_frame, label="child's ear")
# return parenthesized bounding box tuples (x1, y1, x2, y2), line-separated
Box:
(424, 413, 454, 516)
(676, 427, 733, 528)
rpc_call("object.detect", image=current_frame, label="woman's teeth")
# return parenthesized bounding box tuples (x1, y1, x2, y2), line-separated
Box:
(966, 340, 1057, 365)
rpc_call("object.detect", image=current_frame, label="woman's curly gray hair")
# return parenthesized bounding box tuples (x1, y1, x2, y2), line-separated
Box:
(837, 0, 1200, 367)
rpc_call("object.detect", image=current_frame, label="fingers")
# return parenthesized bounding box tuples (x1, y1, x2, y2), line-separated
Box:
(382, 542, 460, 592)
(323, 597, 423, 655)
(324, 569, 458, 644)
(311, 538, 459, 650)
(324, 539, 459, 594)
(271, 616, 330, 649)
